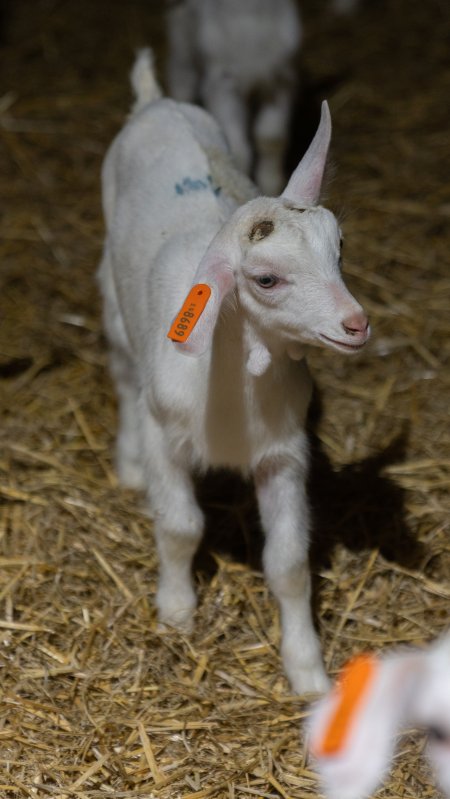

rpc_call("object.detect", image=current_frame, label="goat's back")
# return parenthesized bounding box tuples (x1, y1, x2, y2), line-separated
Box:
(102, 99, 233, 236)
(99, 97, 255, 431)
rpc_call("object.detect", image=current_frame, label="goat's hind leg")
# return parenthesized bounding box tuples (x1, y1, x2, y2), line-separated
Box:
(100, 256, 146, 490)
(108, 345, 147, 491)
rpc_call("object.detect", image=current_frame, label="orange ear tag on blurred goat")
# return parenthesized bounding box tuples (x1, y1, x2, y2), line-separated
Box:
(167, 284, 212, 342)
(313, 654, 378, 757)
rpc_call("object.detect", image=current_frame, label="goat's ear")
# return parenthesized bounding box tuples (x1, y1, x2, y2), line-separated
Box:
(281, 101, 331, 206)
(170, 253, 235, 356)
(309, 652, 424, 799)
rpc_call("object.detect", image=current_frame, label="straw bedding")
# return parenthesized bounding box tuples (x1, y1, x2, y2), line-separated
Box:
(0, 0, 449, 796)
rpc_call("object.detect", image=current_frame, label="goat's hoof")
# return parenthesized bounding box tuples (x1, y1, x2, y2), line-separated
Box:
(288, 665, 330, 696)
(157, 594, 196, 634)
(117, 460, 147, 491)
(157, 613, 194, 635)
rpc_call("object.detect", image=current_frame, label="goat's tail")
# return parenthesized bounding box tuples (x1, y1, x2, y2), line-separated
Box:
(130, 48, 162, 114)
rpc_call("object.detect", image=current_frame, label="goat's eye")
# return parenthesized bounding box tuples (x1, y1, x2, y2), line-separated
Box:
(255, 274, 278, 288)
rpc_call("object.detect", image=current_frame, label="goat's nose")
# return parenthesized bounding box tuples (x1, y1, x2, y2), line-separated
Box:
(341, 312, 369, 337)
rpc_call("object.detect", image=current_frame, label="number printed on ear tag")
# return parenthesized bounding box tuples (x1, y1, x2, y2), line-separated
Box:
(313, 654, 378, 757)
(167, 283, 212, 342)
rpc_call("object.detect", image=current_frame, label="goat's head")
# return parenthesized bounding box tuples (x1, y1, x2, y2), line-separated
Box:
(170, 102, 369, 374)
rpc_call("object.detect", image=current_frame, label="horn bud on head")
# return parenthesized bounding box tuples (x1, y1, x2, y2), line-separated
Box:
(282, 101, 331, 206)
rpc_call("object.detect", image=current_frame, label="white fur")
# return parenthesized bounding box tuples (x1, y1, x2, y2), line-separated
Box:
(166, 0, 302, 196)
(98, 50, 369, 695)
(309, 632, 450, 798)
(331, 0, 361, 14)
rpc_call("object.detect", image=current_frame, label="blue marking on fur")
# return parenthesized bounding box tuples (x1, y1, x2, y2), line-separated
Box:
(175, 175, 221, 196)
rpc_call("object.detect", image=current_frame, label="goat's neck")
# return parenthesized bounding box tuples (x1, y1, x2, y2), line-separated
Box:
(214, 293, 299, 378)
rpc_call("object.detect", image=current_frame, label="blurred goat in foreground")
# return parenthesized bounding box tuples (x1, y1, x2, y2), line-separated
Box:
(310, 632, 450, 799)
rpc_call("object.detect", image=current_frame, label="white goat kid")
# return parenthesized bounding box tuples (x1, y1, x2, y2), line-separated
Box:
(309, 632, 450, 799)
(98, 50, 369, 695)
(166, 0, 302, 196)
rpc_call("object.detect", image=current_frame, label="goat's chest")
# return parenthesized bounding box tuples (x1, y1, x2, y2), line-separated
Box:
(203, 375, 251, 469)
(155, 343, 312, 472)
(198, 356, 312, 471)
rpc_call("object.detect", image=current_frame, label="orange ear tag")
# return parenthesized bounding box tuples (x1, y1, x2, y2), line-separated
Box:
(313, 654, 378, 757)
(167, 283, 212, 343)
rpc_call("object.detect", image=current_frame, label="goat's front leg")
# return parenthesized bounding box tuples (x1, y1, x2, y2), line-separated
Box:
(201, 71, 252, 176)
(253, 86, 292, 196)
(255, 451, 329, 695)
(166, 5, 198, 102)
(139, 399, 203, 631)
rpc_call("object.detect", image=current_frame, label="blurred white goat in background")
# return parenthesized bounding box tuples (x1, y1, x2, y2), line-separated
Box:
(166, 0, 302, 196)
(331, 0, 361, 14)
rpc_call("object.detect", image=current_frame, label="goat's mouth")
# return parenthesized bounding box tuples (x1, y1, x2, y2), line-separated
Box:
(319, 333, 368, 353)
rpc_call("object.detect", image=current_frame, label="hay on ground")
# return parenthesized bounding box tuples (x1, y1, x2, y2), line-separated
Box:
(0, 0, 449, 796)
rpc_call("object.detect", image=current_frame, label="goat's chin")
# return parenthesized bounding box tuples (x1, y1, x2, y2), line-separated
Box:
(317, 333, 368, 354)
